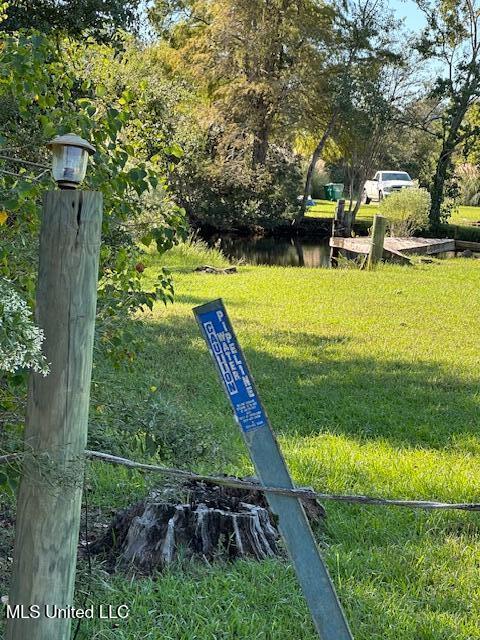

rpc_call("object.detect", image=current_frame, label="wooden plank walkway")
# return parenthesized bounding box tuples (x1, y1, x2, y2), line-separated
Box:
(329, 236, 455, 259)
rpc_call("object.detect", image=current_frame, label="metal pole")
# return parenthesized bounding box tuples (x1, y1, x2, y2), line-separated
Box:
(194, 299, 353, 640)
(7, 191, 102, 640)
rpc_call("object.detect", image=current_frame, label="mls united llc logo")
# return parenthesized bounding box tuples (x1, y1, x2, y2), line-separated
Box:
(4, 604, 130, 620)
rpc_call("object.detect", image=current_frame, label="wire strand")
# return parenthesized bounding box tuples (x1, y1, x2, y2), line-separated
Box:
(4, 450, 480, 513)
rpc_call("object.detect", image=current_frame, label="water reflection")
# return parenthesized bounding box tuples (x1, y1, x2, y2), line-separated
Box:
(204, 234, 331, 268)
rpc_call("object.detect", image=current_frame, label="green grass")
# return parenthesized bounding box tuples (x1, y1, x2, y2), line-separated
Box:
(145, 234, 229, 271)
(2, 242, 480, 639)
(307, 198, 379, 222)
(308, 198, 480, 230)
(451, 204, 480, 225)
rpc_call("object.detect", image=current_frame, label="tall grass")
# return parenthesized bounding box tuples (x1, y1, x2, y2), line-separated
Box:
(148, 234, 230, 271)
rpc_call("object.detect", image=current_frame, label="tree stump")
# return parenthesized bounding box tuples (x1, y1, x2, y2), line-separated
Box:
(89, 479, 325, 574)
(194, 265, 237, 274)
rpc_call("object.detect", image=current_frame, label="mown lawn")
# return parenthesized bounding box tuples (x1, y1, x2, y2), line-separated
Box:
(307, 199, 379, 222)
(2, 245, 480, 639)
(452, 204, 480, 225)
(307, 198, 480, 227)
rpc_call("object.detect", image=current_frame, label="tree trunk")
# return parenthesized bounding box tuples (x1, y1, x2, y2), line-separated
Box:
(352, 175, 368, 219)
(252, 127, 270, 167)
(345, 159, 355, 213)
(429, 102, 469, 229)
(295, 112, 338, 223)
(89, 479, 326, 573)
(252, 100, 274, 168)
(350, 130, 385, 221)
(429, 143, 455, 229)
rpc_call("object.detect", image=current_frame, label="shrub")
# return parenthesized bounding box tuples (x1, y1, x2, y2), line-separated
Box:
(0, 280, 49, 376)
(380, 187, 431, 236)
(172, 128, 303, 230)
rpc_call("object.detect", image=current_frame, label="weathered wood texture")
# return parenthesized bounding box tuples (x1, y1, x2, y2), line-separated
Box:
(330, 236, 455, 263)
(330, 199, 354, 266)
(7, 191, 102, 640)
(455, 239, 480, 252)
(89, 480, 325, 574)
(92, 483, 272, 572)
(329, 237, 411, 265)
(332, 199, 354, 237)
(367, 214, 388, 269)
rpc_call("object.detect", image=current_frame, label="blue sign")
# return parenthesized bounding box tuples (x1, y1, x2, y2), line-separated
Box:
(194, 299, 353, 640)
(194, 301, 268, 433)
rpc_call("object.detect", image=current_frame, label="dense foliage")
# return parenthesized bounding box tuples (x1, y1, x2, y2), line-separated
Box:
(173, 142, 302, 229)
(415, 0, 480, 227)
(0, 27, 186, 331)
(0, 22, 187, 477)
(380, 187, 431, 236)
(1, 0, 142, 40)
(0, 280, 49, 376)
(150, 0, 334, 227)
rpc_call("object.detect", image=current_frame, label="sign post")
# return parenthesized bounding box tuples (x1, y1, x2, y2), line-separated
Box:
(193, 299, 353, 640)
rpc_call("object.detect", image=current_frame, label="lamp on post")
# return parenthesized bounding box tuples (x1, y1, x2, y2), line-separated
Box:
(47, 133, 96, 189)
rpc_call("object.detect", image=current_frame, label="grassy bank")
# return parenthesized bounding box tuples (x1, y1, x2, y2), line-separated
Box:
(307, 199, 480, 239)
(2, 242, 480, 639)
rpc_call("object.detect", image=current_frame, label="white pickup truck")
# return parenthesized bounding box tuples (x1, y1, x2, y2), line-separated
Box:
(363, 171, 414, 203)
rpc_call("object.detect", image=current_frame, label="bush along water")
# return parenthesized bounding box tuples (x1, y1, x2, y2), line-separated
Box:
(379, 187, 431, 237)
(172, 139, 303, 231)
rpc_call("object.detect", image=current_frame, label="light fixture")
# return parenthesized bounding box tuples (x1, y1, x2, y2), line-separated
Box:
(47, 134, 96, 189)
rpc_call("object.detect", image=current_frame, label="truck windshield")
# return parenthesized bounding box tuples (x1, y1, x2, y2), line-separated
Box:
(382, 172, 411, 181)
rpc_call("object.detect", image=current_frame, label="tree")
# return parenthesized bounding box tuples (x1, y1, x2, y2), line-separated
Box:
(296, 0, 400, 220)
(337, 61, 419, 218)
(148, 0, 335, 227)
(384, 98, 442, 187)
(0, 25, 187, 487)
(0, 0, 142, 40)
(417, 0, 480, 228)
(151, 0, 333, 169)
(0, 31, 185, 315)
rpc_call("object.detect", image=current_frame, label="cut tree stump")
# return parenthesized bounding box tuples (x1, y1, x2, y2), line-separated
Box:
(194, 265, 237, 274)
(89, 479, 325, 573)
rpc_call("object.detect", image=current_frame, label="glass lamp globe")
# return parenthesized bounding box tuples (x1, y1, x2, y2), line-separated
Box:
(47, 134, 96, 189)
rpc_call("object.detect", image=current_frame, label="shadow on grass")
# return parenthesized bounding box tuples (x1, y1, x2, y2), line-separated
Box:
(173, 292, 245, 308)
(100, 311, 479, 452)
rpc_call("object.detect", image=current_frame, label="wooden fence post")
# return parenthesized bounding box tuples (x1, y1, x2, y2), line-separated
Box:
(367, 214, 387, 269)
(330, 199, 354, 267)
(6, 190, 102, 640)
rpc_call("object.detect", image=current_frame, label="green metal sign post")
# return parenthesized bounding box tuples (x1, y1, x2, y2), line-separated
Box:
(193, 299, 353, 640)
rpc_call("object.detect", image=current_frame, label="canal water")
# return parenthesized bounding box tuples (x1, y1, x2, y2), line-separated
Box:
(204, 234, 332, 268)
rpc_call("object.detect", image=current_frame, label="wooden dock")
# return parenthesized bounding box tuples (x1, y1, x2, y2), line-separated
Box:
(329, 236, 456, 264)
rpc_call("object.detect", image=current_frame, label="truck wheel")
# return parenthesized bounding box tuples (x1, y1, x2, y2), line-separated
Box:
(362, 190, 371, 204)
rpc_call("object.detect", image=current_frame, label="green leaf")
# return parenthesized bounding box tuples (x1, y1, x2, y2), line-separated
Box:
(7, 473, 18, 495)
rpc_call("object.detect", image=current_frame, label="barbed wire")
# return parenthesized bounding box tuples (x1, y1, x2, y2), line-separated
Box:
(3, 450, 480, 512)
